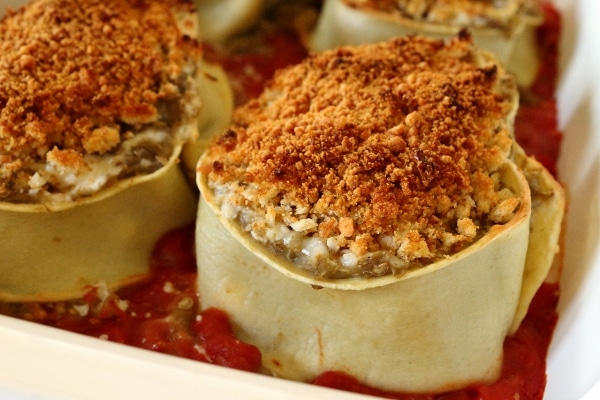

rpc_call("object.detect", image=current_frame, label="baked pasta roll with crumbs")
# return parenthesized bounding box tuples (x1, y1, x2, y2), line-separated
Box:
(307, 0, 544, 87)
(196, 35, 564, 393)
(0, 0, 221, 301)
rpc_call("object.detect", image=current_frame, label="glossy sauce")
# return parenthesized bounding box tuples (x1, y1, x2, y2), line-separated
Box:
(1, 3, 562, 398)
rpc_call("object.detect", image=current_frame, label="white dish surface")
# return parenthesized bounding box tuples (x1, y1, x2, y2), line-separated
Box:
(1, 0, 599, 399)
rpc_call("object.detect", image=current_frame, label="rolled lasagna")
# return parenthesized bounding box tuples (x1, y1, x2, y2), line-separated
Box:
(196, 35, 564, 392)
(308, 0, 544, 87)
(0, 0, 214, 301)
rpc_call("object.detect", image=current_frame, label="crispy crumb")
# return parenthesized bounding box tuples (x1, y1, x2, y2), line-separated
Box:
(203, 35, 521, 277)
(46, 147, 88, 172)
(82, 126, 121, 154)
(338, 217, 355, 237)
(457, 218, 477, 238)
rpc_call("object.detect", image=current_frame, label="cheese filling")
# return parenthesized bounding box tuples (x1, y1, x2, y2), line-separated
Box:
(24, 128, 172, 203)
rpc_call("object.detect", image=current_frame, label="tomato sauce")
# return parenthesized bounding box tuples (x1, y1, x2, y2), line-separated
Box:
(0, 2, 562, 399)
(312, 282, 559, 400)
(203, 30, 309, 106)
(515, 3, 563, 178)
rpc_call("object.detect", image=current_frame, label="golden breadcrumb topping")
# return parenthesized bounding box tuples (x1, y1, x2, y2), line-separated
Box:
(343, 0, 535, 28)
(201, 35, 521, 278)
(0, 0, 201, 202)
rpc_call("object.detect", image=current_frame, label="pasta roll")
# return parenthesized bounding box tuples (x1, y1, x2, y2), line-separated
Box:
(196, 35, 564, 392)
(0, 0, 206, 301)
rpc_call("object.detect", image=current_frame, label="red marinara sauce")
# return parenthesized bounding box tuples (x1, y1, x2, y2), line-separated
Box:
(0, 2, 562, 399)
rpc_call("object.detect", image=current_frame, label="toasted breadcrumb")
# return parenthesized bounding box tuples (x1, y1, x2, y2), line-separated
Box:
(0, 0, 201, 202)
(202, 35, 521, 278)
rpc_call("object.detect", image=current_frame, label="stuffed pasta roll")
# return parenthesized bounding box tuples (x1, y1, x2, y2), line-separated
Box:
(0, 0, 207, 301)
(195, 34, 564, 393)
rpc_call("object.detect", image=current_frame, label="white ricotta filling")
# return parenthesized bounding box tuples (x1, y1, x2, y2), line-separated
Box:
(28, 127, 172, 203)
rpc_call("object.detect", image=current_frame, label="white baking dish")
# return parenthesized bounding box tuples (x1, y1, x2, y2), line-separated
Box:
(0, 0, 599, 398)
